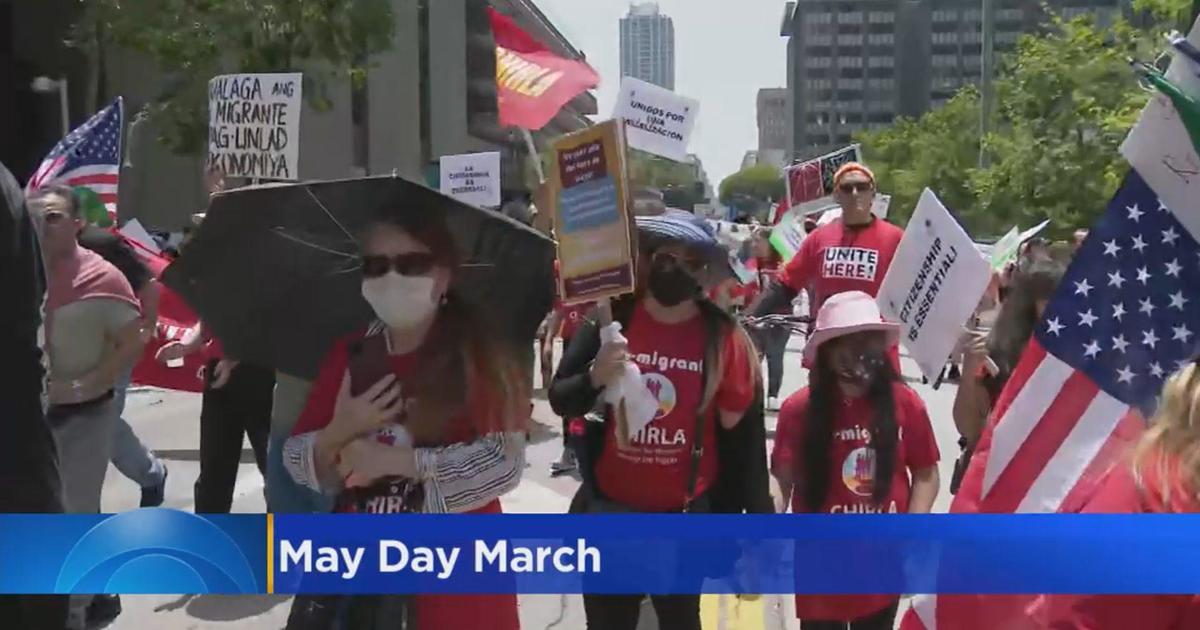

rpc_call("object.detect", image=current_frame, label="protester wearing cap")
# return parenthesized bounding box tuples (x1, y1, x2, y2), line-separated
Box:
(771, 291, 940, 629)
(550, 210, 769, 630)
(750, 162, 904, 325)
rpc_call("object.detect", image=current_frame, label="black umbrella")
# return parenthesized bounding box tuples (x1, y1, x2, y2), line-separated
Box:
(163, 176, 557, 380)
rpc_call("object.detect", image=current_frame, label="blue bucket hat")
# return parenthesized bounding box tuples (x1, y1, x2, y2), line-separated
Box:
(635, 209, 722, 256)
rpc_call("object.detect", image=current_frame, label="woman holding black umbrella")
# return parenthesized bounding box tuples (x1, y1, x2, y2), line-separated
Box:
(282, 204, 529, 629)
(549, 210, 769, 630)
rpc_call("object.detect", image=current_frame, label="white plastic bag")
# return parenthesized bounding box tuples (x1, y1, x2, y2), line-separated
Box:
(599, 322, 659, 441)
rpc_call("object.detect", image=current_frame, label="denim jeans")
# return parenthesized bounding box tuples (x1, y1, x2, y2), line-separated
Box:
(109, 369, 166, 489)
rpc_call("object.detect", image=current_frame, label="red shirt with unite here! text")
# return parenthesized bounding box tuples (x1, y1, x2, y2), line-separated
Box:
(779, 217, 904, 318)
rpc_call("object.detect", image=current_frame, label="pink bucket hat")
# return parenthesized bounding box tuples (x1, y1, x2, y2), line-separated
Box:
(803, 291, 900, 368)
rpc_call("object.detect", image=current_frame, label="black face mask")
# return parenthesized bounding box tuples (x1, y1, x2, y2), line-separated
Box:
(647, 265, 698, 307)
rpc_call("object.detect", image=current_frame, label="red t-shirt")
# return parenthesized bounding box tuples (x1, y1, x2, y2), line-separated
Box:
(779, 218, 903, 318)
(1032, 453, 1200, 630)
(595, 304, 756, 511)
(557, 304, 589, 340)
(771, 383, 940, 621)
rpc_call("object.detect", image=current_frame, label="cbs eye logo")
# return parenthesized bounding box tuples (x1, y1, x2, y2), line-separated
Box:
(55, 509, 261, 594)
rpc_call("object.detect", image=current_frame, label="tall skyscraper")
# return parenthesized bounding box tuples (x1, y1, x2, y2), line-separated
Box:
(780, 0, 1122, 161)
(620, 3, 675, 90)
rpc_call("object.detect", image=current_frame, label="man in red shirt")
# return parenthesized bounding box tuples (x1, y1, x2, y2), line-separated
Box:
(750, 162, 903, 320)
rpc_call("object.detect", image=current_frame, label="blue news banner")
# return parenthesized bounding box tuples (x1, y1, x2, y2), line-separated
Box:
(1, 509, 1199, 595)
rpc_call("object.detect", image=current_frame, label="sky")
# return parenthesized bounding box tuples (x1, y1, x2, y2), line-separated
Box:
(533, 0, 789, 188)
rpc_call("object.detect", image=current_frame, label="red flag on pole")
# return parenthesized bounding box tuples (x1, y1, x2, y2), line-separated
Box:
(488, 7, 599, 131)
(118, 232, 209, 393)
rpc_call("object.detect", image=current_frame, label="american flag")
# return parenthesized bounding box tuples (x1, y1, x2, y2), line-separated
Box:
(25, 97, 123, 220)
(902, 170, 1200, 629)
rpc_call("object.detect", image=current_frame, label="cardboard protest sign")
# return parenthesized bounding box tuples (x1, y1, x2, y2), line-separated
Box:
(877, 189, 993, 380)
(549, 120, 636, 305)
(208, 73, 302, 180)
(784, 144, 861, 210)
(613, 77, 699, 162)
(439, 151, 501, 208)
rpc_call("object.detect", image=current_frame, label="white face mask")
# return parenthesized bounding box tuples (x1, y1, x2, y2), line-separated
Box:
(361, 272, 439, 330)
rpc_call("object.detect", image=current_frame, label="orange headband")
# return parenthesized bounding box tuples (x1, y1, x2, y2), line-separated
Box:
(833, 162, 875, 188)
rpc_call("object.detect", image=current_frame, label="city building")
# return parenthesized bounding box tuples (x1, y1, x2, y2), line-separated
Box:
(620, 3, 675, 90)
(2, 0, 595, 229)
(757, 88, 790, 154)
(780, 0, 1123, 161)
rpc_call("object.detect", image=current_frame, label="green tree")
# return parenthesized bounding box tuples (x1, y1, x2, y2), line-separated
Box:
(72, 0, 395, 154)
(972, 16, 1152, 235)
(860, 14, 1159, 239)
(718, 164, 784, 206)
(858, 87, 981, 231)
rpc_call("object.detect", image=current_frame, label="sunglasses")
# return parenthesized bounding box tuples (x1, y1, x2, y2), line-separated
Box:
(361, 253, 439, 278)
(837, 182, 874, 195)
(652, 251, 709, 275)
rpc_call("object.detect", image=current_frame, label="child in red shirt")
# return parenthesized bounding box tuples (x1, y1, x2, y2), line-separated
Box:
(771, 291, 940, 628)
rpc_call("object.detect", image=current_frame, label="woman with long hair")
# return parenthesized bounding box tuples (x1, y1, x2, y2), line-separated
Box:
(550, 210, 768, 630)
(771, 291, 940, 630)
(281, 204, 530, 629)
(951, 256, 1065, 492)
(1035, 362, 1200, 628)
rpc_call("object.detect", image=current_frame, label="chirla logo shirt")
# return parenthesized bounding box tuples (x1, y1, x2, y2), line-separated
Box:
(595, 304, 754, 511)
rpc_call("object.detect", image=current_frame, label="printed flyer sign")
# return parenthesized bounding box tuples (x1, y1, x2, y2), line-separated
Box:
(612, 77, 699, 162)
(550, 120, 636, 304)
(207, 73, 302, 180)
(877, 189, 993, 380)
(439, 151, 501, 208)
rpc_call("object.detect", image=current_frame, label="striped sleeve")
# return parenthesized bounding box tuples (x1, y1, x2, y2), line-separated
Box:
(414, 432, 526, 514)
(283, 431, 339, 495)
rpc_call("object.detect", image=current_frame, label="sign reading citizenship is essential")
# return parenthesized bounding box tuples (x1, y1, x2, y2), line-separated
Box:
(207, 73, 302, 180)
(876, 189, 993, 380)
(550, 120, 636, 305)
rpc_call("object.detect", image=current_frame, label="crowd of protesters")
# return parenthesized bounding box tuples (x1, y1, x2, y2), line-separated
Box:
(3, 154, 1199, 630)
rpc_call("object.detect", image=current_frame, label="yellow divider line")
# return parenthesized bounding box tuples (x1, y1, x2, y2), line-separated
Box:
(266, 513, 274, 594)
(700, 593, 765, 630)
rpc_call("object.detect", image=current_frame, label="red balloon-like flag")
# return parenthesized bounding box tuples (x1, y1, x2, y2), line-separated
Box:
(488, 7, 599, 131)
(117, 232, 211, 393)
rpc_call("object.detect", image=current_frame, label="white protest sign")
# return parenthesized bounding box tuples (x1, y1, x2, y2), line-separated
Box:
(1017, 219, 1051, 244)
(613, 76, 699, 162)
(208, 72, 302, 180)
(1120, 18, 1200, 242)
(119, 218, 161, 255)
(873, 194, 892, 219)
(439, 151, 502, 208)
(877, 189, 993, 380)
